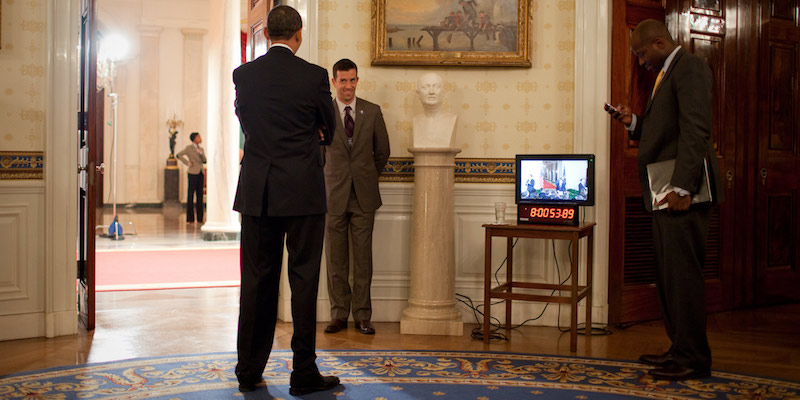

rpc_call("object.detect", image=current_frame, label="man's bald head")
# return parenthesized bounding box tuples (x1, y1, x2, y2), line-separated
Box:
(630, 19, 677, 72)
(631, 19, 675, 48)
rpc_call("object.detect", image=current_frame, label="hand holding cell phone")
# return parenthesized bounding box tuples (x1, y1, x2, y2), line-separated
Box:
(603, 102, 632, 126)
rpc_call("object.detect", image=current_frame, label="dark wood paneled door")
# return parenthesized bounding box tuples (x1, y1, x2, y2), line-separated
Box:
(756, 0, 800, 303)
(609, 0, 737, 323)
(673, 0, 738, 313)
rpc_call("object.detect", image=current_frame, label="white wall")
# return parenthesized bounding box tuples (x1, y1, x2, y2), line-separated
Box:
(277, 0, 612, 327)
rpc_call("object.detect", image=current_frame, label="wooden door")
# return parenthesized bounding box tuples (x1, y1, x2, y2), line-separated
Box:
(247, 0, 271, 62)
(672, 0, 738, 313)
(756, 0, 800, 303)
(78, 0, 99, 330)
(608, 0, 736, 323)
(94, 88, 105, 208)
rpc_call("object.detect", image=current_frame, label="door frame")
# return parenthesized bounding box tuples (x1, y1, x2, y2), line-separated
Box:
(77, 0, 99, 331)
(41, 0, 81, 338)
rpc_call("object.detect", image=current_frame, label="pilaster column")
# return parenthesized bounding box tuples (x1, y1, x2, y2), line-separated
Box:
(137, 25, 162, 203)
(201, 0, 241, 241)
(181, 28, 207, 140)
(179, 28, 207, 203)
(401, 147, 464, 336)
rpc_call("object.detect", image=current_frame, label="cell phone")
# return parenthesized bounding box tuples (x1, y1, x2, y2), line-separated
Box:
(603, 103, 618, 114)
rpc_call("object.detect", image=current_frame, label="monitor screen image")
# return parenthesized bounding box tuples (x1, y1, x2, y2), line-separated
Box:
(515, 154, 595, 206)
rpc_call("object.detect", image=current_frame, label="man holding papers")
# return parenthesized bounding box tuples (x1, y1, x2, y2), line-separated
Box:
(608, 19, 724, 381)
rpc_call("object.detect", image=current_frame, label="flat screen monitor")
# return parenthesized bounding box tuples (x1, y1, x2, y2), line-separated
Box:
(515, 154, 595, 206)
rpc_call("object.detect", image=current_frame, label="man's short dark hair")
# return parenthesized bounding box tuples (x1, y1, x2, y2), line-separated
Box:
(332, 59, 358, 79)
(267, 5, 302, 41)
(190, 132, 199, 142)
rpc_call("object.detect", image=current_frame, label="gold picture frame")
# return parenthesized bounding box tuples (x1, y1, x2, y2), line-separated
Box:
(372, 0, 531, 67)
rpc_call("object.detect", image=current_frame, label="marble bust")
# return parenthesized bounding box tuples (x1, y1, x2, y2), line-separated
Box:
(412, 72, 458, 148)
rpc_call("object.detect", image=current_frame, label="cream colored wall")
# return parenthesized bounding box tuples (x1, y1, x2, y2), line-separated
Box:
(0, 0, 79, 341)
(98, 0, 209, 204)
(284, 0, 608, 328)
(317, 0, 575, 157)
(0, 0, 48, 151)
(0, 0, 49, 339)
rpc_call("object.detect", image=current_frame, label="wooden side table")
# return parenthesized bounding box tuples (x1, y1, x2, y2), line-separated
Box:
(482, 222, 596, 351)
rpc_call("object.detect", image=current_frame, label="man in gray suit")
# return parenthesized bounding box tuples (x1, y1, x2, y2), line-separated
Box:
(323, 59, 390, 335)
(610, 19, 724, 381)
(175, 132, 206, 223)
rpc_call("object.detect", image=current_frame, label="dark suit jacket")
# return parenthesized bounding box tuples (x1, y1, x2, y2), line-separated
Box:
(631, 48, 725, 211)
(232, 46, 336, 217)
(324, 98, 391, 215)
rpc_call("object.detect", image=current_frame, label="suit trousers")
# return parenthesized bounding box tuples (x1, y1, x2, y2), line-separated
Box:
(235, 212, 325, 385)
(325, 188, 375, 322)
(651, 205, 713, 371)
(186, 172, 204, 222)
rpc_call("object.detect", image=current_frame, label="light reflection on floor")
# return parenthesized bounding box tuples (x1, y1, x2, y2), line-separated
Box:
(94, 203, 239, 251)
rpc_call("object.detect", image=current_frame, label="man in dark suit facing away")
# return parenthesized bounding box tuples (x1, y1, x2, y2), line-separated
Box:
(609, 19, 724, 381)
(232, 5, 338, 395)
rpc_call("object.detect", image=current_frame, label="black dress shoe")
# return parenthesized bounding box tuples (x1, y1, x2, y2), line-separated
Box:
(238, 378, 266, 392)
(355, 320, 375, 335)
(325, 319, 347, 333)
(289, 375, 340, 395)
(648, 363, 710, 381)
(638, 352, 673, 367)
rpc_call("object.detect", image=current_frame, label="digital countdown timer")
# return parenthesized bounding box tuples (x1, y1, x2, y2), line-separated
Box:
(518, 204, 579, 226)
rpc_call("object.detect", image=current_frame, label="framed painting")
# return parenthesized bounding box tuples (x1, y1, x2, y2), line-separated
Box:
(372, 0, 531, 67)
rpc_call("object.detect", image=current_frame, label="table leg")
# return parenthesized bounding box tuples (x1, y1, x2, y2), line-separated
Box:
(484, 228, 492, 344)
(586, 230, 593, 337)
(570, 234, 579, 352)
(505, 237, 512, 331)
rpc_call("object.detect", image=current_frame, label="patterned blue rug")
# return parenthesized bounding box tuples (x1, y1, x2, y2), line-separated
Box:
(1, 350, 797, 399)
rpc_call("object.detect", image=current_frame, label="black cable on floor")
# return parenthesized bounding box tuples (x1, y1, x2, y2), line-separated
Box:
(462, 238, 613, 341)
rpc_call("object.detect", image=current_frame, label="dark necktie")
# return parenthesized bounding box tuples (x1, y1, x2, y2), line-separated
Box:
(344, 106, 354, 138)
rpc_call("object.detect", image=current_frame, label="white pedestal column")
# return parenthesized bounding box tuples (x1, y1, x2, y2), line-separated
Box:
(201, 0, 241, 241)
(400, 147, 464, 336)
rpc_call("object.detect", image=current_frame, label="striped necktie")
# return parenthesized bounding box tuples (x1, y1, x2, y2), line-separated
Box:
(344, 106, 354, 138)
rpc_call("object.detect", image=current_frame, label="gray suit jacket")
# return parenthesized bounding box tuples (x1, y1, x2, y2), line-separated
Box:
(324, 97, 390, 215)
(175, 144, 206, 175)
(631, 48, 724, 211)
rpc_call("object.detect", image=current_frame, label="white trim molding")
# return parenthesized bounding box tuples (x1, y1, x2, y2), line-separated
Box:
(574, 0, 612, 324)
(43, 0, 80, 338)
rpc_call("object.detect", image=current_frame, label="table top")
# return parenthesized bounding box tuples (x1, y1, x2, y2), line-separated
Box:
(482, 222, 596, 233)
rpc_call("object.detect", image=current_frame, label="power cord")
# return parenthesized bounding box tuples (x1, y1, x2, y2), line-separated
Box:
(460, 238, 612, 341)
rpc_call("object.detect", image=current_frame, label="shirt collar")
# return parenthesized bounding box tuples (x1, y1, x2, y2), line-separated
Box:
(336, 97, 357, 115)
(661, 45, 681, 74)
(269, 43, 293, 53)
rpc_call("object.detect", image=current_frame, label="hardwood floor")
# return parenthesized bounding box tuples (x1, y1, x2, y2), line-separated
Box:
(1, 287, 798, 381)
(2, 206, 798, 382)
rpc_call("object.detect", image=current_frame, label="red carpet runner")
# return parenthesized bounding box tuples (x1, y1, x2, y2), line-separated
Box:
(95, 248, 240, 291)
